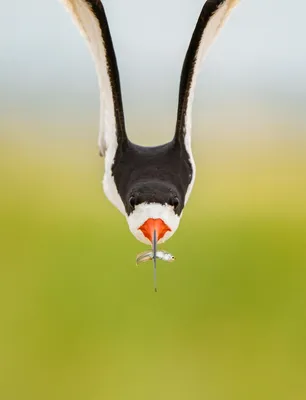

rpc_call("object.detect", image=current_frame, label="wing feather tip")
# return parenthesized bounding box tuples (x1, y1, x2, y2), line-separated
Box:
(225, 0, 240, 12)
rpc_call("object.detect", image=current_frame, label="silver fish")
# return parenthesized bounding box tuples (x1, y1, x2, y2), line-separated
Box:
(136, 250, 175, 266)
(137, 229, 175, 292)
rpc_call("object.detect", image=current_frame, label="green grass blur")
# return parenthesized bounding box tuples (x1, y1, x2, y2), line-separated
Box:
(1, 129, 306, 399)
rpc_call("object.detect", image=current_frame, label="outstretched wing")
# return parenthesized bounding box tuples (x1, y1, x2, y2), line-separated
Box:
(60, 0, 127, 156)
(174, 0, 239, 149)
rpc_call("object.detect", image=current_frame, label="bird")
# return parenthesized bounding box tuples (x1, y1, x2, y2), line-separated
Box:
(60, 0, 239, 250)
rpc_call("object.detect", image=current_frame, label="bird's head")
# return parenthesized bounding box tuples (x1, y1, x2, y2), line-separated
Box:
(125, 181, 183, 245)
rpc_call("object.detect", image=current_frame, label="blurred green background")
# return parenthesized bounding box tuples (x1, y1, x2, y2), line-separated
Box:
(1, 125, 306, 399)
(1, 0, 306, 399)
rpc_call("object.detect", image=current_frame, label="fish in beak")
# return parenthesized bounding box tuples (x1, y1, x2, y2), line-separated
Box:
(138, 218, 171, 292)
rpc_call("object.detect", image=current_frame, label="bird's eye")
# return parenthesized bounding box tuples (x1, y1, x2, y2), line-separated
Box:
(169, 196, 180, 210)
(129, 196, 136, 209)
(173, 197, 179, 209)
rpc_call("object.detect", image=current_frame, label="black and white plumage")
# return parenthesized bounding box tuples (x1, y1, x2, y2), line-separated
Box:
(61, 0, 239, 245)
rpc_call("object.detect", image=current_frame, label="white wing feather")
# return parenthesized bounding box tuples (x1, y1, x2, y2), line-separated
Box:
(185, 0, 239, 150)
(60, 0, 117, 156)
(177, 0, 239, 203)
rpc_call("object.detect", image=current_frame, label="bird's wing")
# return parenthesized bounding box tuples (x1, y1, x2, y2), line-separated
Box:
(60, 0, 127, 156)
(174, 0, 239, 150)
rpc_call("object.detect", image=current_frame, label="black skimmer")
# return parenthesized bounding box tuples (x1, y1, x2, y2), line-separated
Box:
(61, 0, 239, 262)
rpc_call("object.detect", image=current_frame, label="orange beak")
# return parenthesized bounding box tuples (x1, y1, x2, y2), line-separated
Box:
(138, 218, 171, 243)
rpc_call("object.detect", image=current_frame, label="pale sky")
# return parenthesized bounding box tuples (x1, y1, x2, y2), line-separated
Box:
(1, 0, 306, 134)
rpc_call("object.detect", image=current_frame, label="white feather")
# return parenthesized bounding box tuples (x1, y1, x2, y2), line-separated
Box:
(184, 0, 239, 203)
(61, 0, 126, 213)
(60, 0, 117, 156)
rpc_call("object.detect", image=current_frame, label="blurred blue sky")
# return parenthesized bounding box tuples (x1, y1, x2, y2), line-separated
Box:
(1, 0, 306, 138)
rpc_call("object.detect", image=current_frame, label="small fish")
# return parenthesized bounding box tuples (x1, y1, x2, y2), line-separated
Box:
(136, 250, 175, 266)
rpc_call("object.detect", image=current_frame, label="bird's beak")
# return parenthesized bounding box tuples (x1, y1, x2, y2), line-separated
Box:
(138, 218, 171, 244)
(138, 218, 171, 293)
